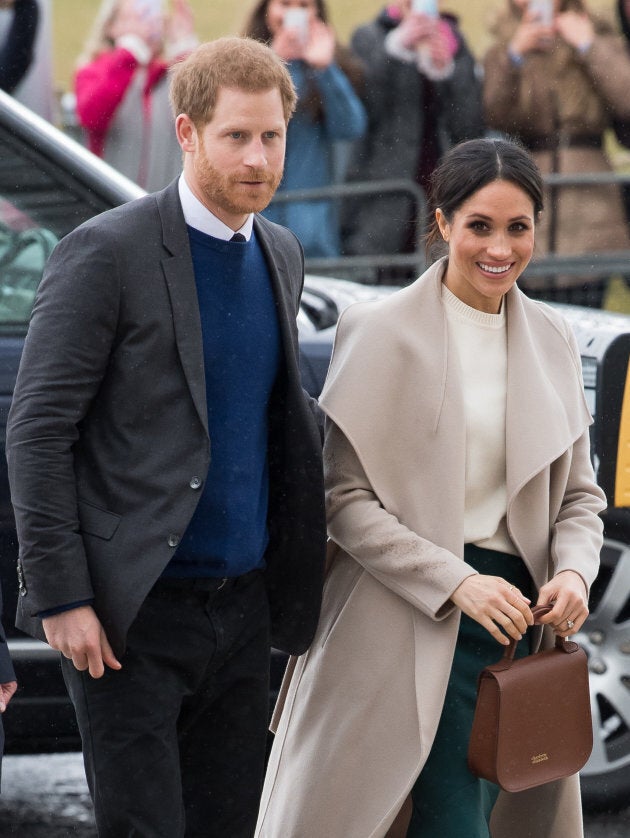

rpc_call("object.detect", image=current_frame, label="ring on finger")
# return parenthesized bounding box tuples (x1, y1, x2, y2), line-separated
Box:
(566, 618, 575, 630)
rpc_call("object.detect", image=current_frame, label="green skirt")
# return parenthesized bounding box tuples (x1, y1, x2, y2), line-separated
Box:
(406, 544, 535, 838)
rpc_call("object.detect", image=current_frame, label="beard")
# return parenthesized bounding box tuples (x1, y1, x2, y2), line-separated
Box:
(193, 145, 283, 217)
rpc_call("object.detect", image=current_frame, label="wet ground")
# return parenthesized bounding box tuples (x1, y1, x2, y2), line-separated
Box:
(0, 753, 628, 836)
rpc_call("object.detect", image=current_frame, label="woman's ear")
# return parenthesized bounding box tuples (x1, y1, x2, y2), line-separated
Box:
(435, 208, 450, 243)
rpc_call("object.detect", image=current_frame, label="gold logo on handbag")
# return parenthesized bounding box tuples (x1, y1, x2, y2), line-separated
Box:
(467, 604, 592, 792)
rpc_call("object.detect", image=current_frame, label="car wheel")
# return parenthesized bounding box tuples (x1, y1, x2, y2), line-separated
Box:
(577, 534, 630, 811)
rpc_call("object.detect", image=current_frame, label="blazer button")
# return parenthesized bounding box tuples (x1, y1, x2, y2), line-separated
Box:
(190, 477, 202, 490)
(167, 534, 180, 548)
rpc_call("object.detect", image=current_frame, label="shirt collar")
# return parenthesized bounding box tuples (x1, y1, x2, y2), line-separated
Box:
(178, 175, 254, 241)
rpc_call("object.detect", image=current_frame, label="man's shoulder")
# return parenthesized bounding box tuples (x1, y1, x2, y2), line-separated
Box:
(78, 191, 161, 238)
(254, 214, 303, 256)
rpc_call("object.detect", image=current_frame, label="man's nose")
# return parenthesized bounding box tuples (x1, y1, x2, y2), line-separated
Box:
(244, 139, 267, 167)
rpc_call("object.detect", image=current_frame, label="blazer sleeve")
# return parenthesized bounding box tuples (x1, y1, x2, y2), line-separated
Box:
(324, 418, 476, 620)
(6, 222, 122, 616)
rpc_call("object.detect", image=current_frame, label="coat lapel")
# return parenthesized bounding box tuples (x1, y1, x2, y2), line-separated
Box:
(504, 288, 591, 504)
(156, 182, 208, 435)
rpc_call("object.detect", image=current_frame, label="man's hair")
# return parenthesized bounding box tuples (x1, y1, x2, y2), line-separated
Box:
(169, 37, 297, 127)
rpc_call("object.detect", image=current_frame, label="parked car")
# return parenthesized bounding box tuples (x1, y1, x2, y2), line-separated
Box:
(1, 89, 630, 810)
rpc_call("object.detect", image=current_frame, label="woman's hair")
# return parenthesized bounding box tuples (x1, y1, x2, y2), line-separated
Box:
(240, 0, 364, 121)
(169, 37, 297, 127)
(425, 138, 544, 256)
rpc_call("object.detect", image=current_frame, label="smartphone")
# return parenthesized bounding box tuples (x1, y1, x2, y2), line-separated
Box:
(283, 8, 309, 44)
(134, 0, 164, 17)
(529, 0, 554, 26)
(411, 0, 439, 16)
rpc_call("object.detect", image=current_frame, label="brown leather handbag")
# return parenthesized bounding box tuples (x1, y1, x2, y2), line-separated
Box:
(467, 604, 593, 793)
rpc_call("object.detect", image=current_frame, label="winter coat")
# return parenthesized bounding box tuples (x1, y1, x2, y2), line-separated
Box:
(75, 47, 182, 192)
(483, 7, 630, 285)
(342, 9, 484, 258)
(263, 60, 366, 258)
(255, 257, 605, 838)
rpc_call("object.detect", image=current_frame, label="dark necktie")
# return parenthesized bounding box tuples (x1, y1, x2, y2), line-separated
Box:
(230, 233, 246, 242)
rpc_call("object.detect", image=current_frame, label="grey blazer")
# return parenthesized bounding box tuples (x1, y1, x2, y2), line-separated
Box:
(6, 180, 326, 658)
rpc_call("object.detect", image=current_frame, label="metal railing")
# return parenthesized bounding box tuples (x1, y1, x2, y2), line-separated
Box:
(269, 172, 630, 285)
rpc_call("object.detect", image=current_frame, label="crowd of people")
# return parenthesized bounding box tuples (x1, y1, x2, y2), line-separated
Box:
(0, 3, 626, 838)
(4, 0, 630, 287)
(67, 0, 630, 294)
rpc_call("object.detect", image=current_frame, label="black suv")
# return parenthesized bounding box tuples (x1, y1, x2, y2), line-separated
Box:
(1, 89, 630, 810)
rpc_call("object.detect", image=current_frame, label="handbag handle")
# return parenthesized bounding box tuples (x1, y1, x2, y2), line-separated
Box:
(499, 603, 576, 664)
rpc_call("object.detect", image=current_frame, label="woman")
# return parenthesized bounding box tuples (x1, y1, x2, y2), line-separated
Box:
(483, 0, 630, 306)
(241, 0, 366, 258)
(75, 0, 197, 191)
(255, 138, 605, 838)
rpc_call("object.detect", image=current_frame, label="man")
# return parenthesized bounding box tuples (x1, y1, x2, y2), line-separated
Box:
(6, 37, 326, 837)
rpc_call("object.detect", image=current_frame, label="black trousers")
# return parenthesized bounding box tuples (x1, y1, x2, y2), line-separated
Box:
(62, 570, 270, 838)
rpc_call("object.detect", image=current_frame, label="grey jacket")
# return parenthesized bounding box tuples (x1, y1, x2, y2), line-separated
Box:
(6, 180, 326, 658)
(342, 10, 484, 257)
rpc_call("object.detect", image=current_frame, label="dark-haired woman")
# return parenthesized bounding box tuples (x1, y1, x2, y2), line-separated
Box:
(255, 138, 605, 838)
(241, 0, 366, 258)
(483, 0, 630, 306)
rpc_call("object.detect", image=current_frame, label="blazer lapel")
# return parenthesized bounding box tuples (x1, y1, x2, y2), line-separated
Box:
(156, 182, 208, 436)
(254, 216, 302, 384)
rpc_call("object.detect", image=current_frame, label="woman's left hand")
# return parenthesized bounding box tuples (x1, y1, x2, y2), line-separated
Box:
(555, 11, 594, 52)
(303, 20, 336, 70)
(535, 570, 589, 636)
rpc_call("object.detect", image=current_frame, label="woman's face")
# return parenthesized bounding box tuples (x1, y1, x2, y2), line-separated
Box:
(265, 0, 319, 36)
(437, 179, 536, 313)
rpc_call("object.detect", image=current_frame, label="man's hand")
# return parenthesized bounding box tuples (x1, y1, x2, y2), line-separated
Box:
(0, 681, 17, 712)
(42, 606, 121, 679)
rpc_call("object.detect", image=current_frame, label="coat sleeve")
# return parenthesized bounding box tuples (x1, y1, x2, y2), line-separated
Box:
(482, 44, 529, 135)
(6, 223, 121, 616)
(433, 30, 484, 143)
(579, 33, 630, 120)
(310, 63, 367, 141)
(74, 48, 139, 155)
(324, 419, 476, 620)
(0, 0, 39, 94)
(549, 324, 606, 591)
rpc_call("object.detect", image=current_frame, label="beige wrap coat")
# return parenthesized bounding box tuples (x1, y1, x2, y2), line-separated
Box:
(255, 259, 606, 838)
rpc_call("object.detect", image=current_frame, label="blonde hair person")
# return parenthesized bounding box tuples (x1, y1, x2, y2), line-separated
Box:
(75, 0, 197, 190)
(483, 0, 630, 306)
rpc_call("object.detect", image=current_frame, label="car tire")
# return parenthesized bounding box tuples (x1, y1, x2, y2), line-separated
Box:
(577, 529, 630, 811)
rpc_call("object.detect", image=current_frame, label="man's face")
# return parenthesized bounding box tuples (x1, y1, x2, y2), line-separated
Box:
(177, 86, 286, 230)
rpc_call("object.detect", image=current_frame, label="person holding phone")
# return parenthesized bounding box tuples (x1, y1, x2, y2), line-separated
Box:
(241, 0, 366, 258)
(75, 0, 198, 190)
(340, 1, 484, 282)
(483, 0, 630, 307)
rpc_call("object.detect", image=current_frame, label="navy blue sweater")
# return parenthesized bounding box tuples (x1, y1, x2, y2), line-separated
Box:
(165, 226, 280, 577)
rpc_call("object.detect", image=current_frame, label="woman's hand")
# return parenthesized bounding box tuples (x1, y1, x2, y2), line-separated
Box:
(555, 11, 594, 52)
(109, 0, 164, 55)
(535, 570, 589, 637)
(450, 574, 533, 645)
(397, 13, 438, 52)
(509, 9, 554, 57)
(303, 19, 336, 70)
